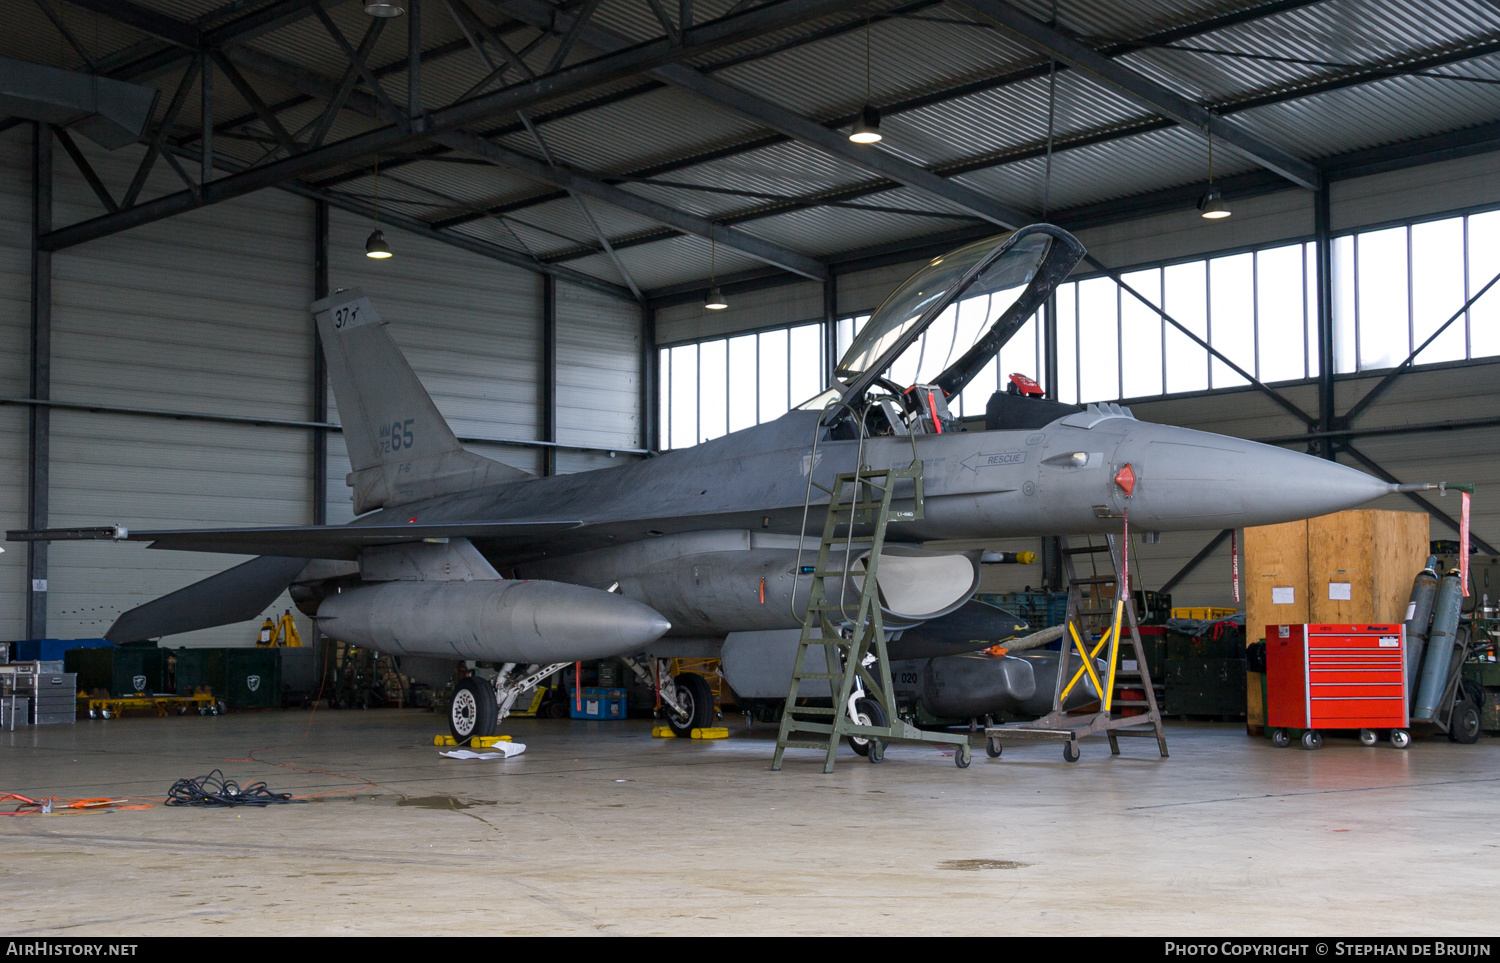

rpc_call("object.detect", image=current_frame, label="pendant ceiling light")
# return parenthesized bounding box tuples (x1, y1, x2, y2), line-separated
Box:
(366, 158, 393, 258)
(1199, 133, 1231, 220)
(365, 229, 392, 258)
(704, 233, 727, 310)
(364, 1, 405, 17)
(849, 17, 882, 144)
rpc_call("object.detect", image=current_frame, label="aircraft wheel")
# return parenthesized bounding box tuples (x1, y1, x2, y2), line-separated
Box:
(449, 676, 498, 740)
(1063, 741, 1079, 763)
(848, 697, 887, 757)
(1271, 728, 1291, 748)
(1391, 729, 1411, 749)
(1302, 730, 1322, 750)
(665, 672, 714, 737)
(1359, 728, 1378, 746)
(955, 744, 971, 768)
(985, 738, 1002, 758)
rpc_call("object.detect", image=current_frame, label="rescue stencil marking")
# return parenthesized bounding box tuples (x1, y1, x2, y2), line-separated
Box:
(961, 451, 1027, 472)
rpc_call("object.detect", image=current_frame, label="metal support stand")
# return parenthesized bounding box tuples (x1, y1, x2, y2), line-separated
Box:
(984, 534, 1168, 762)
(622, 655, 689, 717)
(773, 459, 972, 772)
(492, 661, 568, 719)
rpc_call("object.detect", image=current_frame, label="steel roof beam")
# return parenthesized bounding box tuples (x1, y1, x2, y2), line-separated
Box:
(547, 25, 1500, 269)
(57, 0, 201, 49)
(955, 0, 1320, 190)
(437, 131, 827, 279)
(224, 38, 823, 281)
(38, 0, 863, 251)
(486, 0, 1031, 228)
(441, 0, 1326, 231)
(156, 137, 636, 299)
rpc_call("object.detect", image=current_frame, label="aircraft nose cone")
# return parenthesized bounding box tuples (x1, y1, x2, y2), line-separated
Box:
(1122, 424, 1392, 530)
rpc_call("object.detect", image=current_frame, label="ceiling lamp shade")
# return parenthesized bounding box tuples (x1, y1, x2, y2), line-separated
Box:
(1198, 188, 1230, 219)
(365, 229, 393, 258)
(704, 286, 728, 310)
(364, 1, 405, 16)
(849, 104, 882, 144)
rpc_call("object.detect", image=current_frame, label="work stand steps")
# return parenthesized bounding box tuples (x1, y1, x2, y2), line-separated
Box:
(772, 461, 972, 773)
(983, 534, 1169, 763)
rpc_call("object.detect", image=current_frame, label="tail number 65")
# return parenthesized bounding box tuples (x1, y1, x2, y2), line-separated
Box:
(381, 419, 415, 453)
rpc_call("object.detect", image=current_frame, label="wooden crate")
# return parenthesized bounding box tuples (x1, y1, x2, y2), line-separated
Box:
(1243, 510, 1428, 731)
(1307, 511, 1429, 626)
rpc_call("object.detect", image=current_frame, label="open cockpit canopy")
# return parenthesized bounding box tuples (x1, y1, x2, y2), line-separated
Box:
(801, 225, 1085, 418)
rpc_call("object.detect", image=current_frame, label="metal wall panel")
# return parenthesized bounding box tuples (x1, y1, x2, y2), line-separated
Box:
(1332, 150, 1500, 232)
(0, 126, 33, 640)
(324, 208, 546, 521)
(1076, 190, 1315, 271)
(554, 280, 642, 474)
(657, 278, 822, 346)
(327, 208, 544, 452)
(44, 138, 316, 646)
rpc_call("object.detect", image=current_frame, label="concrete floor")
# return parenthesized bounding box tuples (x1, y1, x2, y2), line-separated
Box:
(1, 709, 1495, 936)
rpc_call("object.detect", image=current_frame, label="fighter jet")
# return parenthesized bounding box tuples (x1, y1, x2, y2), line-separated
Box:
(8, 225, 1412, 739)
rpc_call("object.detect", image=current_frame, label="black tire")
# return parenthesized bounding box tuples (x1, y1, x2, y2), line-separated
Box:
(986, 738, 1002, 758)
(955, 744, 971, 768)
(847, 697, 887, 757)
(665, 672, 715, 737)
(1063, 741, 1079, 762)
(1461, 680, 1486, 711)
(449, 676, 498, 740)
(1302, 730, 1322, 750)
(1272, 728, 1291, 748)
(1358, 728, 1378, 746)
(1448, 700, 1481, 744)
(1391, 729, 1411, 748)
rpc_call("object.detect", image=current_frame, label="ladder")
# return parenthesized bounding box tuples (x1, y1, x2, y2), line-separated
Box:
(983, 533, 1168, 762)
(773, 460, 973, 773)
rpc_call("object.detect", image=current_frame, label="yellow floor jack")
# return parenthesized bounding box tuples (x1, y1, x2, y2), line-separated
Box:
(255, 610, 303, 647)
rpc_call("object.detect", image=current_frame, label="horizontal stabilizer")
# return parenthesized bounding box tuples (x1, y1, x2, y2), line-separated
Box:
(106, 555, 309, 643)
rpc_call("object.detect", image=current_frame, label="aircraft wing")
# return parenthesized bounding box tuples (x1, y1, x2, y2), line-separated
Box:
(6, 520, 585, 560)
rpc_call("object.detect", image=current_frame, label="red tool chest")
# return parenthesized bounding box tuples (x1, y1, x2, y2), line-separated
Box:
(1266, 624, 1408, 749)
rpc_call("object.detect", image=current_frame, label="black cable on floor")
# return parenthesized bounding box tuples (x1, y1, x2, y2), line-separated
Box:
(165, 769, 306, 808)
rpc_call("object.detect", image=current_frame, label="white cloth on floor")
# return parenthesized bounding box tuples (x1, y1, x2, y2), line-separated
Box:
(439, 743, 526, 760)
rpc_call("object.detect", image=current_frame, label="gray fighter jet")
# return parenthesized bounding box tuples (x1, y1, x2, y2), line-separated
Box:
(9, 225, 1410, 739)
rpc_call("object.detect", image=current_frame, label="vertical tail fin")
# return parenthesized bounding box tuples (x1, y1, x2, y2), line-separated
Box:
(312, 288, 530, 514)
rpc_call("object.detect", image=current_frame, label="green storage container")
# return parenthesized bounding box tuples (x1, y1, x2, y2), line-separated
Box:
(227, 648, 281, 709)
(175, 647, 228, 699)
(66, 645, 167, 696)
(1165, 658, 1247, 717)
(175, 647, 282, 709)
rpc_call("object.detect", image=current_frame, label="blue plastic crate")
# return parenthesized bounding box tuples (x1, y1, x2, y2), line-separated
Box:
(9, 638, 112, 662)
(569, 687, 628, 720)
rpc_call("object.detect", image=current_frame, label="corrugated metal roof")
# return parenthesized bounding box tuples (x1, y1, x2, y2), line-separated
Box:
(13, 0, 1500, 294)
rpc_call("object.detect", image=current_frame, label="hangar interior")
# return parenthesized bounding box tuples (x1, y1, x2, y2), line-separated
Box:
(3, 0, 1500, 936)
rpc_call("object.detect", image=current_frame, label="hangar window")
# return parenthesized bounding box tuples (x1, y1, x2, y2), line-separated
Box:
(1055, 242, 1321, 404)
(1051, 209, 1500, 405)
(658, 322, 825, 449)
(1330, 211, 1500, 374)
